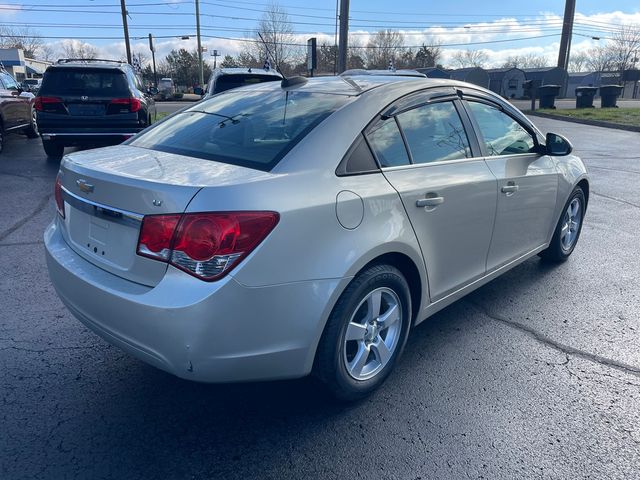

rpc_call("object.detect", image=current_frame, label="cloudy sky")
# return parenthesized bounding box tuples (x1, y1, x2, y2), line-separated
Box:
(1, 0, 639, 68)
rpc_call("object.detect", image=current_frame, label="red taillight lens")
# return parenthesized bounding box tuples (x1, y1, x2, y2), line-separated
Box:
(54, 174, 65, 218)
(136, 212, 279, 281)
(35, 96, 63, 111)
(109, 97, 141, 113)
(137, 214, 181, 260)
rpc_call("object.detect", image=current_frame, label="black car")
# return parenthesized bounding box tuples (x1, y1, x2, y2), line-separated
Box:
(35, 59, 156, 159)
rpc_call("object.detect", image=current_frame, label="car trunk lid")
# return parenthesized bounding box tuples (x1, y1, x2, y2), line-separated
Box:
(57, 144, 272, 286)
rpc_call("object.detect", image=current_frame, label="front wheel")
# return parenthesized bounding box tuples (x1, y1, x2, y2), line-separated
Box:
(314, 264, 412, 401)
(540, 186, 586, 262)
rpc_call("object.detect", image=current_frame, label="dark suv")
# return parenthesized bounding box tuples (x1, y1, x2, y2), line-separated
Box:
(35, 59, 156, 159)
(0, 68, 38, 154)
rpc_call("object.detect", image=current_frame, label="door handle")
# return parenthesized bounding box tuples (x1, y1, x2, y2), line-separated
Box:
(501, 183, 519, 194)
(416, 196, 444, 208)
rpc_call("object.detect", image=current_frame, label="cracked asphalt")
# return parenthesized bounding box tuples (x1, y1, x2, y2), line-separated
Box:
(1, 117, 639, 479)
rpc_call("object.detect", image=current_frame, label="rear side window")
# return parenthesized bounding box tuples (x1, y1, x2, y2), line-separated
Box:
(396, 101, 471, 164)
(366, 119, 410, 168)
(212, 74, 281, 94)
(467, 102, 536, 156)
(39, 68, 129, 97)
(129, 89, 353, 171)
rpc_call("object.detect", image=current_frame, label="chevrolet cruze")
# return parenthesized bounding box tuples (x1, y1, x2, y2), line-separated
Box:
(45, 75, 589, 400)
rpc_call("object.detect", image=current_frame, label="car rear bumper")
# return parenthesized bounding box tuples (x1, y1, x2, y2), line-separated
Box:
(45, 219, 346, 382)
(40, 131, 142, 146)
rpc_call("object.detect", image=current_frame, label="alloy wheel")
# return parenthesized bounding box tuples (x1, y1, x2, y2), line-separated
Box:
(560, 197, 582, 252)
(343, 287, 403, 381)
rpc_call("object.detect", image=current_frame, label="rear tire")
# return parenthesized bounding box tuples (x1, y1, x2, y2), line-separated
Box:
(25, 108, 39, 138)
(314, 264, 412, 402)
(42, 139, 64, 160)
(540, 186, 586, 262)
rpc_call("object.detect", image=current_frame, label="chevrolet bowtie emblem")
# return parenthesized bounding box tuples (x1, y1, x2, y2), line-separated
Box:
(76, 179, 94, 193)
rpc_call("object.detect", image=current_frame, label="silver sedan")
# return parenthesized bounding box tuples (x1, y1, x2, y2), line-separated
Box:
(45, 75, 589, 400)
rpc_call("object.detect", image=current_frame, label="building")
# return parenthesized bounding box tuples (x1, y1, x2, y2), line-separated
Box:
(522, 67, 569, 97)
(566, 71, 621, 98)
(415, 67, 450, 79)
(487, 67, 527, 99)
(448, 67, 490, 88)
(0, 48, 52, 81)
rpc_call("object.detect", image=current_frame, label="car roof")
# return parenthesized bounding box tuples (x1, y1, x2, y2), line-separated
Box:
(341, 69, 427, 78)
(213, 67, 282, 78)
(47, 59, 130, 71)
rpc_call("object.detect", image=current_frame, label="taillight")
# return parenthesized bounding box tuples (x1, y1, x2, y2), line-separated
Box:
(34, 96, 63, 111)
(136, 212, 279, 281)
(109, 97, 141, 113)
(54, 174, 65, 218)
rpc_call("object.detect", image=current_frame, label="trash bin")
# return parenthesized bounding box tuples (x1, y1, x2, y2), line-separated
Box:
(575, 86, 598, 108)
(599, 85, 624, 108)
(538, 85, 561, 109)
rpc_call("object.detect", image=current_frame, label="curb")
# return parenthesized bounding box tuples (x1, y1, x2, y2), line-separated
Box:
(525, 111, 640, 133)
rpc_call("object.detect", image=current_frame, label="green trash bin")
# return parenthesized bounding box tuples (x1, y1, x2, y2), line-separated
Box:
(575, 86, 598, 108)
(538, 85, 561, 109)
(599, 85, 623, 108)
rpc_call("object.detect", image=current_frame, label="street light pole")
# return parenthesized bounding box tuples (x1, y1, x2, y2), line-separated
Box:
(120, 0, 132, 64)
(337, 0, 349, 73)
(149, 33, 158, 88)
(195, 0, 204, 87)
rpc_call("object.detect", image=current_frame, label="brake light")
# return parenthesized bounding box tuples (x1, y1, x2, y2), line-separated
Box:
(54, 174, 65, 218)
(137, 212, 279, 281)
(34, 96, 63, 111)
(109, 97, 141, 112)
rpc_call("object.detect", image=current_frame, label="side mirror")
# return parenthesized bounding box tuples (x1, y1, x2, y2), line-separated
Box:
(545, 132, 573, 156)
(148, 87, 158, 95)
(193, 87, 204, 96)
(21, 83, 31, 92)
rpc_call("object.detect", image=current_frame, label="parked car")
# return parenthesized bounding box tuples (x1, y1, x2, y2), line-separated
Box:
(35, 58, 156, 159)
(23, 78, 42, 94)
(156, 77, 175, 100)
(198, 67, 282, 97)
(0, 68, 38, 153)
(45, 75, 589, 400)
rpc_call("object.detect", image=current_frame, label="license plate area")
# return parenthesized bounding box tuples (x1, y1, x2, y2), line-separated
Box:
(67, 104, 106, 116)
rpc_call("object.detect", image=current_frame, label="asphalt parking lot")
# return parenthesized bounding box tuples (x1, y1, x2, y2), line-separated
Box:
(1, 117, 639, 479)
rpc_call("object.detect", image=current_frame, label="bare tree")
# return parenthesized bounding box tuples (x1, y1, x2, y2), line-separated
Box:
(608, 24, 640, 73)
(238, 2, 300, 73)
(586, 45, 615, 72)
(0, 26, 44, 58)
(568, 52, 589, 72)
(502, 53, 549, 69)
(450, 49, 488, 68)
(60, 41, 98, 60)
(364, 30, 405, 69)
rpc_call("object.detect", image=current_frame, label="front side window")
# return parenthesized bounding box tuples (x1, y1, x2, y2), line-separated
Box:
(129, 89, 353, 171)
(396, 101, 471, 164)
(467, 102, 536, 156)
(366, 119, 410, 168)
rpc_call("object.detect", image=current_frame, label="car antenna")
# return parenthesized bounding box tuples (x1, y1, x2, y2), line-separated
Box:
(257, 32, 307, 88)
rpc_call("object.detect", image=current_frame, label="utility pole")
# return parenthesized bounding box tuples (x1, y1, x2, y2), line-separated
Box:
(195, 0, 204, 87)
(211, 49, 219, 69)
(120, 0, 132, 64)
(337, 0, 349, 73)
(557, 0, 576, 71)
(149, 34, 158, 88)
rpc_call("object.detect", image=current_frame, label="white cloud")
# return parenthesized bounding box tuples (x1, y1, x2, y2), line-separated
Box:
(39, 10, 640, 69)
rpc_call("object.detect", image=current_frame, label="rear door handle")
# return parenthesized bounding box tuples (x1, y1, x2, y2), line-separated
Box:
(416, 196, 444, 208)
(501, 184, 519, 194)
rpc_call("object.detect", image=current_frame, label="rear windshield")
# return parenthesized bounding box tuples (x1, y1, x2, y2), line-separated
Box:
(212, 74, 281, 94)
(39, 68, 128, 96)
(129, 89, 353, 171)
